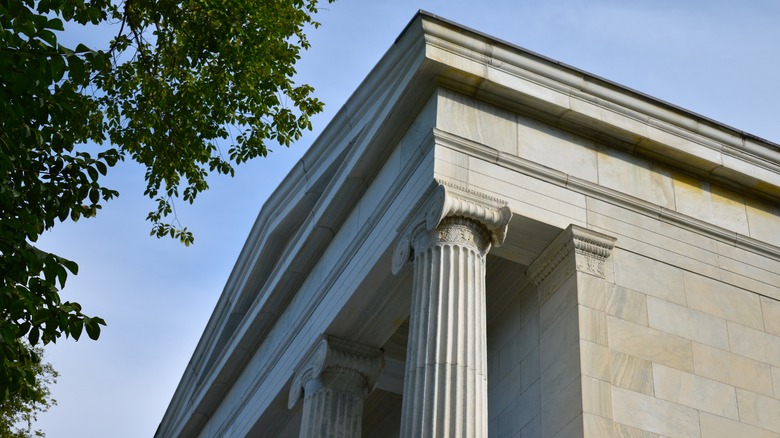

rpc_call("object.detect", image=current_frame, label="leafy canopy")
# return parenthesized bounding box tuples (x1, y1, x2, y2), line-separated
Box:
(0, 0, 330, 402)
(0, 345, 57, 438)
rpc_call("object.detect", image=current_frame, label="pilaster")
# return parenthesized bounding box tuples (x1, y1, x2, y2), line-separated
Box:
(526, 224, 616, 305)
(289, 335, 384, 438)
(526, 225, 616, 438)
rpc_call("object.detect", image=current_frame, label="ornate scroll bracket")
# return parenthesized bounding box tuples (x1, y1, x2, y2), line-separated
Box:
(288, 335, 384, 409)
(526, 225, 616, 305)
(392, 182, 512, 275)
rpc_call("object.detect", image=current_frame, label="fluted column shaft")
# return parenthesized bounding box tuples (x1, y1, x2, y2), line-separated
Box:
(289, 336, 384, 438)
(299, 369, 366, 437)
(400, 216, 491, 438)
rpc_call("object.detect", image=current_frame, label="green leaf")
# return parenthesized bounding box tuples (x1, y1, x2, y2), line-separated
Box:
(89, 186, 100, 204)
(85, 319, 101, 340)
(51, 55, 66, 82)
(47, 17, 65, 31)
(68, 55, 85, 83)
(28, 328, 40, 346)
(70, 319, 84, 341)
(39, 29, 58, 47)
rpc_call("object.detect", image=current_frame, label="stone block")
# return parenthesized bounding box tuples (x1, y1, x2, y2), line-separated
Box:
(606, 285, 648, 326)
(597, 147, 675, 210)
(612, 422, 659, 438)
(610, 351, 653, 395)
(499, 334, 525, 381)
(736, 388, 780, 434)
(542, 343, 580, 404)
(579, 305, 608, 345)
(719, 269, 780, 305)
(613, 250, 686, 306)
(552, 414, 584, 438)
(540, 304, 578, 369)
(611, 386, 700, 438)
(715, 249, 780, 299)
(581, 340, 611, 381)
(516, 113, 600, 183)
(774, 367, 780, 399)
(437, 89, 518, 155)
(469, 161, 588, 228)
(699, 411, 778, 438)
(692, 342, 773, 397)
(489, 361, 522, 422)
(498, 379, 540, 438)
(489, 418, 498, 438)
(646, 296, 729, 350)
(583, 413, 614, 438)
(671, 173, 750, 235)
(518, 314, 541, 362)
(488, 294, 524, 352)
(488, 350, 500, 391)
(520, 415, 542, 438)
(645, 125, 722, 170)
(585, 196, 719, 256)
(434, 145, 470, 184)
(540, 274, 578, 336)
(608, 317, 693, 373)
(582, 376, 612, 419)
(601, 227, 722, 282)
(521, 346, 541, 392)
(727, 321, 780, 368)
(652, 363, 738, 419)
(577, 271, 609, 311)
(684, 271, 764, 330)
(541, 376, 583, 438)
(715, 241, 780, 280)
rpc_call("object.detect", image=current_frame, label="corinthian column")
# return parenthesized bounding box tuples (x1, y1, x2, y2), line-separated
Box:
(392, 183, 511, 438)
(288, 335, 383, 438)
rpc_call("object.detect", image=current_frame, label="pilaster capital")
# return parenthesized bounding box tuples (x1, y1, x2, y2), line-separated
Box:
(392, 182, 512, 274)
(288, 335, 384, 409)
(526, 225, 616, 304)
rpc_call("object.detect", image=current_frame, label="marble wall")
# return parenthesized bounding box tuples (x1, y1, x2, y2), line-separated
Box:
(442, 88, 780, 437)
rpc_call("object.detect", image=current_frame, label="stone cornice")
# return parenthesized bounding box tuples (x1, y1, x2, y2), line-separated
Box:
(392, 183, 512, 274)
(418, 13, 780, 199)
(527, 225, 616, 304)
(288, 335, 384, 409)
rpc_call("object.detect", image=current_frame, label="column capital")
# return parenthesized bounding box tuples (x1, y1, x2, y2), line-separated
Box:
(526, 224, 616, 304)
(288, 335, 384, 409)
(392, 182, 512, 274)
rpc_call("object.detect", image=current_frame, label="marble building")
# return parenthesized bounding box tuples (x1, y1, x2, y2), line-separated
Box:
(156, 12, 780, 438)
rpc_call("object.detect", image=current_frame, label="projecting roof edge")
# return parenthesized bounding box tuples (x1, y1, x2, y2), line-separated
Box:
(415, 10, 778, 150)
(411, 12, 780, 198)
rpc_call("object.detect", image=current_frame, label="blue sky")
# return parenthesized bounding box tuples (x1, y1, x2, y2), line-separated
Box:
(33, 1, 780, 436)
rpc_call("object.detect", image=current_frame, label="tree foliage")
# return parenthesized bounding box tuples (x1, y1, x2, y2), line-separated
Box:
(1, 0, 329, 405)
(0, 344, 57, 438)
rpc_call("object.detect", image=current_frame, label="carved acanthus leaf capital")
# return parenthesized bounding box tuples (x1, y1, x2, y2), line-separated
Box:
(526, 225, 616, 304)
(288, 335, 384, 409)
(426, 183, 511, 245)
(392, 182, 512, 274)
